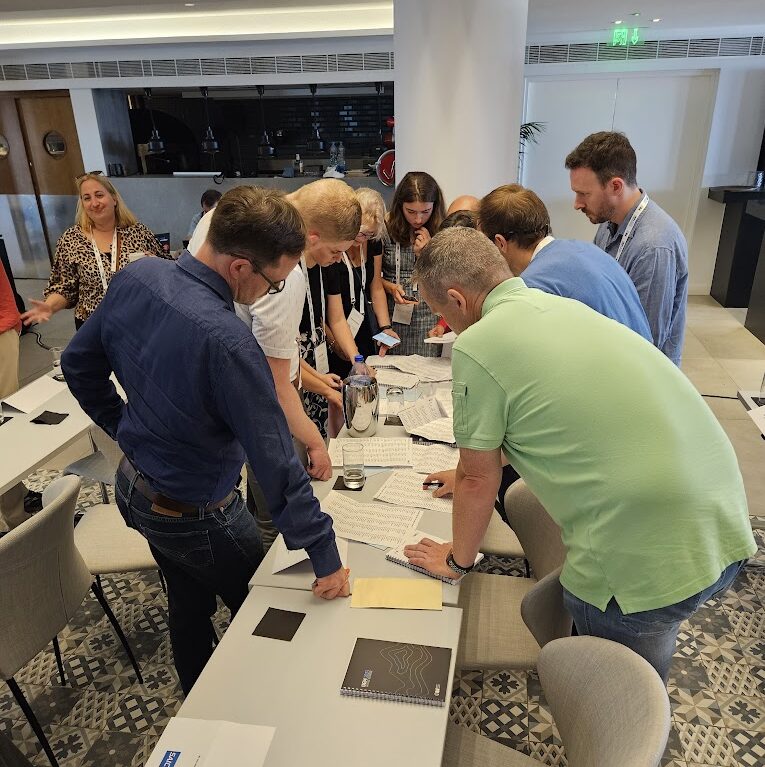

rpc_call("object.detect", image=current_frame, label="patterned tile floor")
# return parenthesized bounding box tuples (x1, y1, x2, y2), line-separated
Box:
(1, 473, 763, 766)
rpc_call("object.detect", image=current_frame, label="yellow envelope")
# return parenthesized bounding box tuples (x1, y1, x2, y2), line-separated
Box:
(351, 577, 442, 610)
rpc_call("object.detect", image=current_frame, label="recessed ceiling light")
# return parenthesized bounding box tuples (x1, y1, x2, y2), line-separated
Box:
(613, 19, 623, 24)
(652, 17, 661, 22)
(184, 2, 195, 5)
(631, 11, 640, 16)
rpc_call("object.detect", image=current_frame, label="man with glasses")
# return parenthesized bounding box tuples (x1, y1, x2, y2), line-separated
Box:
(63, 187, 350, 695)
(188, 179, 361, 550)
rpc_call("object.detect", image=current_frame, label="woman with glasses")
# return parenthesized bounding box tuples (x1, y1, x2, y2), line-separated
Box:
(21, 172, 164, 330)
(324, 187, 398, 378)
(381, 171, 446, 356)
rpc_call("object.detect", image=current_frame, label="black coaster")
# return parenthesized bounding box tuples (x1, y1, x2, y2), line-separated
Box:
(253, 608, 305, 641)
(31, 410, 69, 425)
(333, 476, 365, 492)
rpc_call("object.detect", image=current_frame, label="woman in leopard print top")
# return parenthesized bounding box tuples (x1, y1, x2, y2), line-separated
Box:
(21, 173, 164, 329)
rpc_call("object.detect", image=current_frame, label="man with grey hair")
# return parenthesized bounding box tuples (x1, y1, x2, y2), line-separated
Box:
(406, 226, 754, 682)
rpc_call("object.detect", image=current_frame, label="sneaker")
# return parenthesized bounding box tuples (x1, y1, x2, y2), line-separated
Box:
(23, 490, 43, 514)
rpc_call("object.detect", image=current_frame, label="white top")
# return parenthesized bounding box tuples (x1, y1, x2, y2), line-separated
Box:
(189, 207, 304, 382)
(187, 206, 214, 256)
(531, 234, 555, 261)
(234, 265, 305, 382)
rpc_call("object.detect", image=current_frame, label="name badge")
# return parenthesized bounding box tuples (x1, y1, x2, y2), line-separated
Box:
(347, 308, 364, 338)
(392, 302, 415, 326)
(314, 341, 330, 375)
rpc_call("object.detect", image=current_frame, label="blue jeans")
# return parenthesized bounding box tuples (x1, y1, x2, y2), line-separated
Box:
(115, 468, 264, 695)
(562, 560, 746, 684)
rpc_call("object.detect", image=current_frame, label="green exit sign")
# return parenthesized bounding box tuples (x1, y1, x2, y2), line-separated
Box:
(610, 26, 642, 46)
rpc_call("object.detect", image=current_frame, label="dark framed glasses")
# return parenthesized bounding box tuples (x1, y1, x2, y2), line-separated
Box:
(240, 259, 286, 295)
(75, 170, 104, 181)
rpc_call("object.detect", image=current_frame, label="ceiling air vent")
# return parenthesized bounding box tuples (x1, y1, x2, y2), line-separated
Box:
(657, 39, 690, 58)
(751, 37, 764, 55)
(225, 57, 252, 75)
(689, 38, 720, 57)
(150, 60, 177, 76)
(2, 64, 26, 80)
(301, 54, 329, 73)
(337, 53, 363, 71)
(97, 61, 119, 77)
(363, 52, 391, 70)
(176, 59, 202, 76)
(628, 40, 658, 59)
(251, 57, 277, 74)
(48, 63, 72, 79)
(567, 43, 599, 62)
(598, 43, 628, 60)
(25, 63, 50, 79)
(720, 37, 751, 56)
(538, 45, 568, 63)
(275, 55, 302, 73)
(200, 58, 226, 75)
(117, 60, 142, 77)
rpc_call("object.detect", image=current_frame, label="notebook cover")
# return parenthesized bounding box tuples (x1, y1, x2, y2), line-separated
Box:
(341, 638, 452, 706)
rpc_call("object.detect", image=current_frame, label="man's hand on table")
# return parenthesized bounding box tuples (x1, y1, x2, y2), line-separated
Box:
(313, 567, 351, 599)
(306, 442, 333, 481)
(403, 538, 454, 580)
(423, 470, 456, 498)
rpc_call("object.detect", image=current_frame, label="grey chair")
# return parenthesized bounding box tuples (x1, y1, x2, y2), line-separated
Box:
(0, 476, 143, 767)
(63, 425, 122, 504)
(456, 479, 570, 670)
(443, 636, 671, 767)
(480, 510, 525, 559)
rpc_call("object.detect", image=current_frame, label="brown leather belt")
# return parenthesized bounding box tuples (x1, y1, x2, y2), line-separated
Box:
(119, 457, 236, 518)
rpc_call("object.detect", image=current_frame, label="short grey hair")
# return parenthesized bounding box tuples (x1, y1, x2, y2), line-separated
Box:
(414, 227, 511, 303)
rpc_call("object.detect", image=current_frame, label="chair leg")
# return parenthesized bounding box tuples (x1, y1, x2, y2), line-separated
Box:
(524, 558, 531, 578)
(6, 676, 59, 767)
(158, 569, 167, 594)
(51, 636, 67, 686)
(99, 482, 109, 504)
(90, 583, 144, 684)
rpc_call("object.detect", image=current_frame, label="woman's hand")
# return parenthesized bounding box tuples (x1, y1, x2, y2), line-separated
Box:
(427, 323, 445, 338)
(20, 299, 54, 326)
(376, 328, 400, 357)
(320, 373, 343, 391)
(413, 227, 431, 256)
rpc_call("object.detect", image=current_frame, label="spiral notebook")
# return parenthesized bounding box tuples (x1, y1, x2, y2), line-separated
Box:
(385, 531, 484, 585)
(341, 638, 452, 706)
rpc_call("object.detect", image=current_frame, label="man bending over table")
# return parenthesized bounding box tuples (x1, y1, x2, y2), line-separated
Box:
(63, 187, 350, 695)
(404, 226, 755, 683)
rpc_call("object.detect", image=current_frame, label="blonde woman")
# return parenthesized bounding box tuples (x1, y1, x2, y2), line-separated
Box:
(324, 187, 399, 377)
(21, 172, 164, 330)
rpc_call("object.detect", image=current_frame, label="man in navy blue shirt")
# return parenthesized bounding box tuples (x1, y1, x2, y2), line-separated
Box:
(63, 187, 350, 694)
(478, 184, 652, 342)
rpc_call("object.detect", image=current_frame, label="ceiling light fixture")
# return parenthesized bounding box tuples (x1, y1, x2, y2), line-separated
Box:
(613, 19, 623, 24)
(184, 3, 195, 6)
(144, 88, 165, 155)
(200, 87, 219, 155)
(652, 17, 661, 22)
(631, 11, 640, 16)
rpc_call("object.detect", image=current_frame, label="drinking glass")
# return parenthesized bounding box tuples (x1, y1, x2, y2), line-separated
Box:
(342, 443, 365, 489)
(386, 386, 404, 416)
(50, 346, 64, 369)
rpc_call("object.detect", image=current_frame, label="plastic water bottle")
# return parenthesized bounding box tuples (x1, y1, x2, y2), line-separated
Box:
(337, 141, 345, 171)
(329, 141, 338, 168)
(349, 355, 372, 384)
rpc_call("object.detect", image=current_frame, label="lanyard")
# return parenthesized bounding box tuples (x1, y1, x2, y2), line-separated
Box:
(90, 229, 118, 293)
(300, 256, 325, 346)
(395, 242, 401, 286)
(615, 194, 649, 264)
(342, 245, 366, 316)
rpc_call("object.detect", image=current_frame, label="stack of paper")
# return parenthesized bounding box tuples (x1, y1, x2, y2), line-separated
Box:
(375, 369, 420, 389)
(398, 397, 455, 444)
(412, 443, 460, 474)
(350, 577, 442, 610)
(321, 491, 423, 548)
(1, 376, 67, 413)
(423, 331, 457, 345)
(365, 354, 452, 383)
(374, 470, 453, 513)
(328, 438, 413, 467)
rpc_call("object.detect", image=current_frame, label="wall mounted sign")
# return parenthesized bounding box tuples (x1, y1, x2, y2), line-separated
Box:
(610, 27, 642, 46)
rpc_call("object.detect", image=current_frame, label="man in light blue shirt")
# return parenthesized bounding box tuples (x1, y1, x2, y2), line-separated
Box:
(479, 184, 652, 342)
(566, 131, 688, 365)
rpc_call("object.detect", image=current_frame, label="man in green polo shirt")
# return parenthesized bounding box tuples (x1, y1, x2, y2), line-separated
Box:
(404, 226, 755, 682)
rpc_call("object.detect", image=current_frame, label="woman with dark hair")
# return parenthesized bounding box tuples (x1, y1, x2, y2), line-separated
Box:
(21, 172, 164, 330)
(381, 171, 446, 356)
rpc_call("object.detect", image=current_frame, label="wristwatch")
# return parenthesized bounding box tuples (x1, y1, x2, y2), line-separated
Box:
(446, 549, 474, 576)
(379, 324, 393, 331)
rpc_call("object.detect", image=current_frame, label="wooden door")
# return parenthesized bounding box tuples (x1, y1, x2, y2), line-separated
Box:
(0, 97, 35, 195)
(17, 95, 85, 196)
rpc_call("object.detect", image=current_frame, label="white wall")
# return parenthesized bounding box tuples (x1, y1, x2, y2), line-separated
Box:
(524, 56, 765, 296)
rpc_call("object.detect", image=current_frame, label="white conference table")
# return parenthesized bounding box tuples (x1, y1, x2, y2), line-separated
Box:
(180, 585, 462, 767)
(0, 386, 93, 495)
(250, 467, 460, 606)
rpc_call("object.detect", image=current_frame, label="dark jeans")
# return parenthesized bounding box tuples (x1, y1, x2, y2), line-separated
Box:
(115, 468, 264, 695)
(563, 560, 746, 684)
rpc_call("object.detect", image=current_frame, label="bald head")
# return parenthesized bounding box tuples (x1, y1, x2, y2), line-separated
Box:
(447, 195, 480, 216)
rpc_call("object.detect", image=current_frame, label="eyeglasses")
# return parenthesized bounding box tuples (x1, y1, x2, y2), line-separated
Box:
(357, 230, 377, 239)
(250, 261, 287, 295)
(75, 170, 104, 181)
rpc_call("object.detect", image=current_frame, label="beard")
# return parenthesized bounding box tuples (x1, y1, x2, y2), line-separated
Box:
(584, 200, 617, 225)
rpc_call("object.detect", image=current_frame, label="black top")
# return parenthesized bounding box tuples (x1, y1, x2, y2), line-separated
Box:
(299, 261, 340, 341)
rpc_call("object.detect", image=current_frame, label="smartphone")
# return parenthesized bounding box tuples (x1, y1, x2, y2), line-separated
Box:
(373, 331, 401, 348)
(401, 294, 419, 303)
